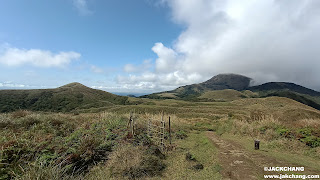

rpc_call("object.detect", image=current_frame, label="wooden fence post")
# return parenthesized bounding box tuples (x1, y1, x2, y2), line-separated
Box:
(132, 116, 135, 137)
(127, 112, 135, 137)
(160, 113, 165, 152)
(147, 119, 151, 138)
(169, 116, 171, 145)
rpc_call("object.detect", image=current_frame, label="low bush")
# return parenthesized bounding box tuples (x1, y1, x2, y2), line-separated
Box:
(301, 136, 320, 148)
(175, 130, 188, 139)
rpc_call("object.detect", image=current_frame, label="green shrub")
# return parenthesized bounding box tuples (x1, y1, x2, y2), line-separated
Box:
(175, 130, 187, 139)
(297, 128, 312, 137)
(276, 128, 290, 136)
(37, 150, 58, 167)
(301, 136, 320, 148)
(259, 126, 267, 134)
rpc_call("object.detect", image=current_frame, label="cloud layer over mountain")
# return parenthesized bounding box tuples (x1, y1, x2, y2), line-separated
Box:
(120, 0, 320, 92)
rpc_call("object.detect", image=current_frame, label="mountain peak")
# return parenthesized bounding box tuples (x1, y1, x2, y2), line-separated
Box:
(201, 73, 251, 90)
(59, 82, 88, 89)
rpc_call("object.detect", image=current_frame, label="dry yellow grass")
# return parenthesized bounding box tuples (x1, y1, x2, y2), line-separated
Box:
(158, 93, 178, 98)
(2, 95, 320, 179)
(199, 89, 245, 101)
(105, 144, 145, 178)
(293, 118, 320, 128)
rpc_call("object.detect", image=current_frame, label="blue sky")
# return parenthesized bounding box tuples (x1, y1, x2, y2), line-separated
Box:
(0, 0, 182, 93)
(1, 0, 320, 93)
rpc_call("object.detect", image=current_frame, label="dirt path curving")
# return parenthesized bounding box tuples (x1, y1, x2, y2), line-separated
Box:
(206, 131, 319, 180)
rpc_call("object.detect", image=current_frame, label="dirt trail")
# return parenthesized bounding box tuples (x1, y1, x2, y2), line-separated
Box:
(206, 131, 319, 180)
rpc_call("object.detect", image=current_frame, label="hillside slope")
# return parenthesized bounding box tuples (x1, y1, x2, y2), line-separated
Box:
(143, 74, 320, 110)
(143, 74, 252, 99)
(248, 82, 320, 96)
(247, 82, 320, 110)
(0, 82, 128, 112)
(198, 89, 258, 102)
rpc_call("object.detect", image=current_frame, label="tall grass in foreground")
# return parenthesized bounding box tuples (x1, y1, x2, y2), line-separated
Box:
(226, 115, 320, 159)
(1, 110, 177, 179)
(0, 111, 129, 179)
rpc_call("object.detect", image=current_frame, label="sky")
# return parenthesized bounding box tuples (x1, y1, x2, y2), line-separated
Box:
(1, 0, 320, 94)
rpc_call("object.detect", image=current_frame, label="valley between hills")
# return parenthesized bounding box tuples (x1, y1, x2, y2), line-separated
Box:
(1, 74, 320, 179)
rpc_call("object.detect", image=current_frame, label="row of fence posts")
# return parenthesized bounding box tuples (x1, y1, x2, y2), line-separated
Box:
(146, 112, 171, 152)
(127, 111, 171, 152)
(127, 111, 260, 151)
(127, 112, 171, 152)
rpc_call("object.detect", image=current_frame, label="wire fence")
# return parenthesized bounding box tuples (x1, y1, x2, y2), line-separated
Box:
(127, 112, 171, 153)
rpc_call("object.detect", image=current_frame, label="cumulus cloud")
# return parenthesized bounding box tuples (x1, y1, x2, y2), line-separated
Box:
(120, 0, 320, 92)
(152, 43, 180, 73)
(117, 71, 202, 92)
(0, 46, 81, 67)
(73, 0, 93, 16)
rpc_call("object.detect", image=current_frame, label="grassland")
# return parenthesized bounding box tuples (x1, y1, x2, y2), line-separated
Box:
(198, 89, 259, 102)
(1, 96, 320, 179)
(0, 83, 128, 113)
(143, 74, 320, 111)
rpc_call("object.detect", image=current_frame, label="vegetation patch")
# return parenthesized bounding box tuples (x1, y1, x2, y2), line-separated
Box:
(0, 112, 128, 179)
(160, 131, 221, 179)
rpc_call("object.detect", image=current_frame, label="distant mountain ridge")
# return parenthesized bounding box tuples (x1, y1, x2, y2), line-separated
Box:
(0, 82, 128, 112)
(248, 82, 320, 96)
(2, 76, 320, 112)
(144, 74, 252, 99)
(143, 74, 253, 99)
(142, 74, 320, 110)
(248, 82, 320, 110)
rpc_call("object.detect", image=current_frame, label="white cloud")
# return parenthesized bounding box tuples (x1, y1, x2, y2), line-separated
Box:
(0, 81, 53, 89)
(120, 0, 320, 92)
(91, 83, 157, 94)
(117, 71, 202, 92)
(152, 43, 180, 73)
(0, 46, 81, 67)
(123, 59, 152, 73)
(0, 82, 27, 88)
(73, 0, 93, 16)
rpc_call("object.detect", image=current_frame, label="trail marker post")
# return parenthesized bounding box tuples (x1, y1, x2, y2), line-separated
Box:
(254, 140, 260, 150)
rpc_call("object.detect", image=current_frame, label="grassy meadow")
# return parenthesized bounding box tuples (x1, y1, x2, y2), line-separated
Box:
(1, 96, 320, 179)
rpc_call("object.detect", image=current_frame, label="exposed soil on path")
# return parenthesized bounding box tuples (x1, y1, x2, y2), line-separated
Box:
(206, 131, 319, 180)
